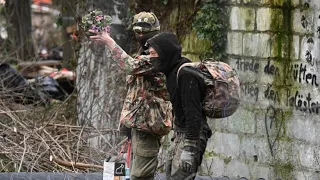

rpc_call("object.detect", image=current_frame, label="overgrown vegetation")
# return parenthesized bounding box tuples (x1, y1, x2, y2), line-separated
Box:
(0, 96, 124, 172)
(0, 0, 125, 173)
(192, 0, 229, 61)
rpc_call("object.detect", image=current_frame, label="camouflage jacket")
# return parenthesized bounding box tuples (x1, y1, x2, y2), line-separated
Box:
(109, 44, 173, 136)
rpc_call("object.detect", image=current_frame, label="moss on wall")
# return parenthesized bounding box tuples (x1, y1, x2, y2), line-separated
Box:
(273, 162, 294, 179)
(269, 0, 297, 178)
(203, 150, 232, 166)
(181, 31, 211, 61)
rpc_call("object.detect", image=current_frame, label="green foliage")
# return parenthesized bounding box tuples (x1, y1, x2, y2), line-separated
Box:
(192, 0, 228, 61)
(55, 14, 63, 27)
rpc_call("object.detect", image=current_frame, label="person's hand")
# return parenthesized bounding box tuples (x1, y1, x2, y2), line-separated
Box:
(180, 149, 195, 172)
(89, 29, 115, 48)
(180, 139, 197, 172)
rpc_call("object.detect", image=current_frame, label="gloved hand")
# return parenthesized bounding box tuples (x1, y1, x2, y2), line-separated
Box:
(180, 139, 197, 172)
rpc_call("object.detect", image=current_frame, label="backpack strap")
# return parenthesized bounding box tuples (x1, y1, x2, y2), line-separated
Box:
(176, 63, 204, 85)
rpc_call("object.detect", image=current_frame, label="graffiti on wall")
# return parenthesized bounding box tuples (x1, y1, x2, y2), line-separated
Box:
(264, 60, 319, 87)
(265, 105, 284, 156)
(286, 90, 320, 114)
(236, 59, 320, 115)
(264, 84, 280, 104)
(236, 58, 259, 73)
(240, 82, 259, 101)
(236, 58, 320, 111)
(300, 1, 320, 69)
(232, 3, 320, 159)
(317, 13, 320, 38)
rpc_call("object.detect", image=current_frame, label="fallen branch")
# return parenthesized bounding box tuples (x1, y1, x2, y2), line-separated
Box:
(0, 93, 123, 172)
(50, 156, 104, 169)
(44, 123, 118, 132)
(0, 110, 27, 114)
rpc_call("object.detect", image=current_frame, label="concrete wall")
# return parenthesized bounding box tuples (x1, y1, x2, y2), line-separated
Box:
(199, 0, 320, 179)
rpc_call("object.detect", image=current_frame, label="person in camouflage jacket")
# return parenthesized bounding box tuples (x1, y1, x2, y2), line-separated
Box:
(90, 12, 172, 180)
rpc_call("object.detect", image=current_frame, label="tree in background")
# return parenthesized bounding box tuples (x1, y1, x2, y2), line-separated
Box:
(75, 0, 129, 149)
(5, 0, 35, 61)
(128, 0, 201, 40)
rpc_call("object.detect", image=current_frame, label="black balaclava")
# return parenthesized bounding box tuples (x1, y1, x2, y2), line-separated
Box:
(135, 30, 159, 49)
(147, 32, 189, 76)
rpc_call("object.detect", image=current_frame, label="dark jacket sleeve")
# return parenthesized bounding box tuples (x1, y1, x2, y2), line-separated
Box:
(178, 71, 204, 140)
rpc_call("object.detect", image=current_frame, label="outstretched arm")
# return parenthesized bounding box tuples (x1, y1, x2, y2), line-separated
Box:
(90, 30, 153, 75)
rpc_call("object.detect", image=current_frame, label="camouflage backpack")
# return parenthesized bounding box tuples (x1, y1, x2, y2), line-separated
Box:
(177, 59, 240, 118)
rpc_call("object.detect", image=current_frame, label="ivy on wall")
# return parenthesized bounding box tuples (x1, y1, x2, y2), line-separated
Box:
(192, 0, 228, 61)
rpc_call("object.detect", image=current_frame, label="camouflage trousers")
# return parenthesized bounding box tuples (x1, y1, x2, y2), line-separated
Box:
(130, 128, 161, 180)
(165, 125, 212, 180)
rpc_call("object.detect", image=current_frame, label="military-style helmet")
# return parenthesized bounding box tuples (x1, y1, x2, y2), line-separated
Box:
(132, 12, 160, 33)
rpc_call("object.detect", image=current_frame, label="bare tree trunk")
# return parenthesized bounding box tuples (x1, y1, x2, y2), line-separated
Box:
(76, 0, 129, 150)
(61, 0, 76, 68)
(5, 0, 35, 61)
(77, 43, 121, 148)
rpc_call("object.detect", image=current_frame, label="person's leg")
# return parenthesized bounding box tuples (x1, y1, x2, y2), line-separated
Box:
(198, 121, 212, 166)
(169, 132, 198, 180)
(130, 129, 160, 180)
(165, 132, 178, 180)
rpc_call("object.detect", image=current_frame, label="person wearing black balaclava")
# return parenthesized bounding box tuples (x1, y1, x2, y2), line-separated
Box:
(90, 12, 173, 180)
(147, 32, 212, 180)
(132, 12, 161, 55)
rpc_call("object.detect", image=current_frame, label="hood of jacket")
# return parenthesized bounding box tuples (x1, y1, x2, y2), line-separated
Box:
(147, 32, 187, 75)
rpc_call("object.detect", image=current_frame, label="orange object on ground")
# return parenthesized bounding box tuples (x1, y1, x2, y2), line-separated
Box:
(33, 0, 52, 5)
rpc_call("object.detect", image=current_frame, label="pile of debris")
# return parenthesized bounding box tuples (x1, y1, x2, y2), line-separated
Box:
(0, 61, 75, 105)
(0, 61, 124, 172)
(0, 96, 125, 172)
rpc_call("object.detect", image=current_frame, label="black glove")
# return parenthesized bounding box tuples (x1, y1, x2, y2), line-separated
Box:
(180, 139, 197, 172)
